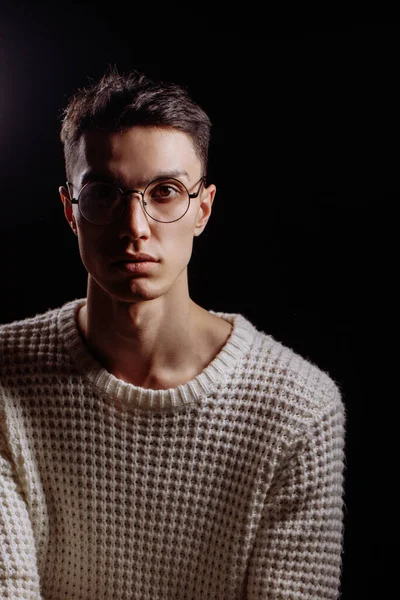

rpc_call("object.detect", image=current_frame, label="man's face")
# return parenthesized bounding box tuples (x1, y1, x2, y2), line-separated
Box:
(60, 126, 215, 304)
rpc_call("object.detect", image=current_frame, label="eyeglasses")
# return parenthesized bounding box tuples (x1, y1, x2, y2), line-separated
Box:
(66, 176, 206, 225)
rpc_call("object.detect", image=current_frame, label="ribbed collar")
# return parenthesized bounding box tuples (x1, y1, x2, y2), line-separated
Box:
(58, 298, 257, 411)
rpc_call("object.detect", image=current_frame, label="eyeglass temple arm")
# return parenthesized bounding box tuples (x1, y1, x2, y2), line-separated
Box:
(66, 181, 79, 204)
(188, 176, 206, 199)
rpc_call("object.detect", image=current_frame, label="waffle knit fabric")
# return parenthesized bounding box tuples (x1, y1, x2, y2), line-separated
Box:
(0, 297, 346, 600)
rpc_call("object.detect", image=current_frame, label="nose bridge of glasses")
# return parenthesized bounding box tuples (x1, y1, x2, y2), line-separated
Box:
(123, 188, 145, 201)
(120, 188, 150, 225)
(122, 188, 149, 213)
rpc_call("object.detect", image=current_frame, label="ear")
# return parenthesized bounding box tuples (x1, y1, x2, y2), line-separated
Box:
(194, 183, 216, 237)
(59, 185, 78, 235)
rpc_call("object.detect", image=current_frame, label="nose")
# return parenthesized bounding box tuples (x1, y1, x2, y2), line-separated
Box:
(118, 190, 151, 241)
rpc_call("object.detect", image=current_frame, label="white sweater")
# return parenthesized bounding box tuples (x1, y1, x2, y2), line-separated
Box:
(0, 297, 346, 600)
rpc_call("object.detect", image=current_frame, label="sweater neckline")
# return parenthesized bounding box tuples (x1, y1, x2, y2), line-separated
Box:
(58, 298, 257, 411)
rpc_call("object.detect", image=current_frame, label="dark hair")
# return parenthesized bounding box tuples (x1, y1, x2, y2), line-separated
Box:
(59, 66, 212, 181)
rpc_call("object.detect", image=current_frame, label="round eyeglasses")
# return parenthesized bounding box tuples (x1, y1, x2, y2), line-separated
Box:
(66, 176, 206, 225)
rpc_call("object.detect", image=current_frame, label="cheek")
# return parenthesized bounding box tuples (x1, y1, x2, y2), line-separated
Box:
(162, 225, 195, 267)
(75, 227, 106, 268)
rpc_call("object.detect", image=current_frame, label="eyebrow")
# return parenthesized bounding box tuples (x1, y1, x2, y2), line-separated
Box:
(79, 169, 191, 188)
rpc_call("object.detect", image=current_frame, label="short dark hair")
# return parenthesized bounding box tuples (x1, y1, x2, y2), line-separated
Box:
(59, 67, 212, 181)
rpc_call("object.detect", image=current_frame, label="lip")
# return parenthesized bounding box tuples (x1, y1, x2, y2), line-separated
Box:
(113, 254, 159, 274)
(114, 253, 158, 263)
(116, 261, 157, 274)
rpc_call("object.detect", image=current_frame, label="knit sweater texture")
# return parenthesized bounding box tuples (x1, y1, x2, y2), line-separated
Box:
(0, 297, 346, 600)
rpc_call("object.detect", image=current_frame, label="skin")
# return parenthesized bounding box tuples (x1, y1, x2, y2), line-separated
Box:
(59, 125, 232, 390)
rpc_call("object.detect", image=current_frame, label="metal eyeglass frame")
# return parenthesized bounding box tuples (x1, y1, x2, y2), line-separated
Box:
(66, 175, 206, 225)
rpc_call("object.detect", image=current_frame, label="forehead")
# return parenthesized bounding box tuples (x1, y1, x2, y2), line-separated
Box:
(73, 126, 201, 185)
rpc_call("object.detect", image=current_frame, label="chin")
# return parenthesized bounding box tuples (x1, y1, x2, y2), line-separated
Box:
(106, 280, 170, 304)
(89, 269, 179, 305)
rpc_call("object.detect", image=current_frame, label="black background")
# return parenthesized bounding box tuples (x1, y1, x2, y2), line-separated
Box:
(1, 11, 397, 600)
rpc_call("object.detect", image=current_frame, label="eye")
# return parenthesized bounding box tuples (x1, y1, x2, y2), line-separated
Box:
(148, 180, 185, 203)
(97, 187, 113, 200)
(92, 183, 118, 203)
(160, 185, 175, 196)
(153, 184, 178, 198)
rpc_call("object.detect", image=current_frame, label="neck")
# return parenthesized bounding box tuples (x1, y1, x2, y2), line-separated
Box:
(78, 277, 231, 389)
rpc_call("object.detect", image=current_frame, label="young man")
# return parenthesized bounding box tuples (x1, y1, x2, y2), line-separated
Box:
(0, 69, 346, 599)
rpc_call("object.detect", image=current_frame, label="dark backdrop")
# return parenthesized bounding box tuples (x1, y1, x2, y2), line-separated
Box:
(1, 12, 396, 600)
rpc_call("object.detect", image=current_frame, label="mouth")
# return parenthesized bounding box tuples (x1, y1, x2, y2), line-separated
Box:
(114, 259, 158, 274)
(119, 259, 152, 263)
(114, 254, 158, 264)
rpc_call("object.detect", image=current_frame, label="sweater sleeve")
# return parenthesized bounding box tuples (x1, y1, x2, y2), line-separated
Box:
(246, 384, 346, 600)
(0, 427, 43, 599)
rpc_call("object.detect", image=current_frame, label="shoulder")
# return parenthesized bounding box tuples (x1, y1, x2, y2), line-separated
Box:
(0, 300, 78, 377)
(0, 305, 58, 343)
(221, 311, 344, 423)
